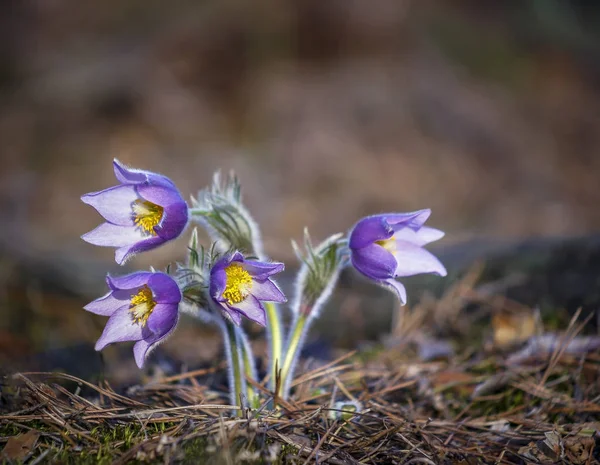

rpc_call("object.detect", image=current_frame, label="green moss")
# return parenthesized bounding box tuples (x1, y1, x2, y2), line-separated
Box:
(278, 443, 299, 461)
(469, 358, 500, 375)
(0, 421, 186, 464)
(180, 437, 212, 464)
(354, 343, 385, 363)
(463, 388, 530, 418)
(0, 419, 301, 464)
(0, 423, 21, 437)
(542, 308, 572, 331)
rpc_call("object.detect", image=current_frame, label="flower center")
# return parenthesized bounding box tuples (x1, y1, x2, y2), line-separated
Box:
(129, 285, 157, 326)
(375, 238, 396, 252)
(223, 263, 253, 305)
(132, 200, 164, 236)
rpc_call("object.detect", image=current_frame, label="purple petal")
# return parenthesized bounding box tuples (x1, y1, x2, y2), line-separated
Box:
(113, 159, 178, 190)
(229, 294, 266, 326)
(148, 273, 182, 304)
(137, 184, 185, 209)
(115, 236, 164, 265)
(146, 302, 178, 334)
(243, 260, 284, 279)
(113, 159, 148, 184)
(381, 279, 407, 305)
(385, 209, 431, 231)
(81, 223, 146, 247)
(133, 339, 151, 369)
(95, 306, 144, 351)
(154, 201, 188, 240)
(210, 253, 235, 273)
(84, 291, 128, 316)
(228, 251, 245, 263)
(349, 216, 394, 250)
(209, 266, 228, 302)
(392, 240, 447, 277)
(81, 185, 139, 226)
(392, 226, 445, 246)
(250, 279, 287, 303)
(146, 173, 178, 190)
(133, 313, 178, 368)
(221, 306, 242, 325)
(351, 243, 397, 280)
(107, 272, 153, 291)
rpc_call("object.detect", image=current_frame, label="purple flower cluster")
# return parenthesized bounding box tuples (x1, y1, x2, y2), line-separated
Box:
(81, 160, 447, 378)
(82, 161, 288, 367)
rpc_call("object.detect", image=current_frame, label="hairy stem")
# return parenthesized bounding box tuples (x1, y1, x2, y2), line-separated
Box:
(185, 304, 253, 414)
(264, 301, 283, 391)
(236, 326, 259, 409)
(221, 318, 245, 416)
(279, 312, 309, 399)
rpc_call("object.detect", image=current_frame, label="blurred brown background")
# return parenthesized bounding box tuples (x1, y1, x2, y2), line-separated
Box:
(1, 0, 599, 382)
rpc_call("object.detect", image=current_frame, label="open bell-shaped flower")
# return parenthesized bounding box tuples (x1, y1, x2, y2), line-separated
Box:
(84, 271, 182, 368)
(209, 252, 286, 326)
(349, 209, 447, 304)
(81, 159, 189, 264)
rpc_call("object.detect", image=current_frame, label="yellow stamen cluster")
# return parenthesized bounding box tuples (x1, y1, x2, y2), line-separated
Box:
(129, 285, 157, 326)
(132, 200, 164, 236)
(223, 263, 253, 305)
(375, 238, 396, 252)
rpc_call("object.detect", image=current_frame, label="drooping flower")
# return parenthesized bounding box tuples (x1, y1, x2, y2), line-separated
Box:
(82, 159, 189, 265)
(349, 209, 447, 304)
(84, 271, 182, 368)
(209, 252, 286, 326)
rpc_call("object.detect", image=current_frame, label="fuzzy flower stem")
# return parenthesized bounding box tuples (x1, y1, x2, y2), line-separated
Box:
(235, 325, 259, 409)
(278, 231, 346, 399)
(214, 314, 245, 416)
(265, 301, 283, 391)
(225, 320, 245, 416)
(190, 174, 286, 395)
(181, 299, 256, 413)
(279, 312, 309, 399)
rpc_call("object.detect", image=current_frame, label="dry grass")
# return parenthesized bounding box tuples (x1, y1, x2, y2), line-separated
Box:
(2, 341, 599, 462)
(2, 350, 599, 463)
(2, 272, 599, 464)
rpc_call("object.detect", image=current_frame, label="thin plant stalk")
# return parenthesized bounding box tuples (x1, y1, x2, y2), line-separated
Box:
(183, 300, 257, 412)
(235, 326, 259, 409)
(279, 231, 346, 400)
(279, 311, 310, 399)
(216, 315, 245, 416)
(265, 301, 283, 391)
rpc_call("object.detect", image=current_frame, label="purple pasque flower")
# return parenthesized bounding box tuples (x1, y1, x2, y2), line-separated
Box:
(349, 209, 447, 304)
(84, 271, 181, 368)
(82, 159, 189, 265)
(209, 252, 286, 326)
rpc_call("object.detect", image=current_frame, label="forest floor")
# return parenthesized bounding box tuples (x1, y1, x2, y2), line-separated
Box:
(2, 263, 599, 464)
